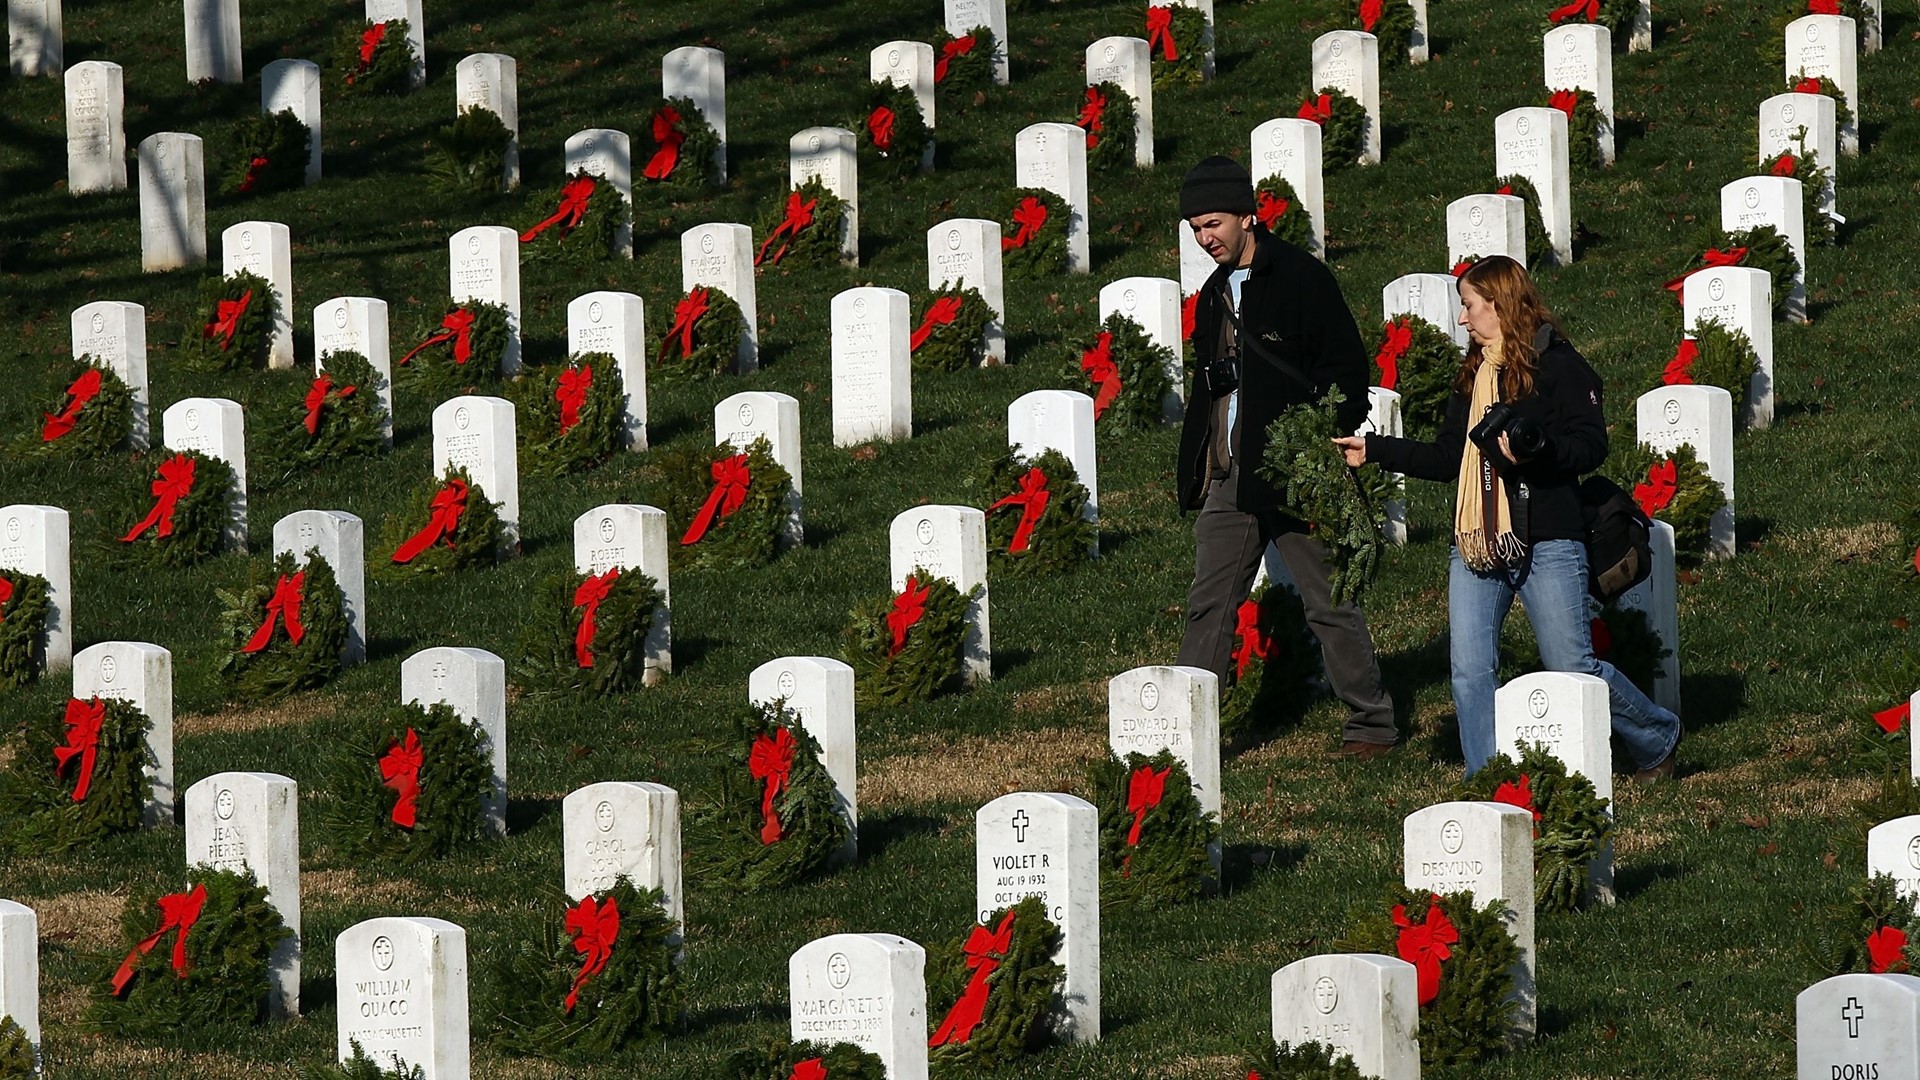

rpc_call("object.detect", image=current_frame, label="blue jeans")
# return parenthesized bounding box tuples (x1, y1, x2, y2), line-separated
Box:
(1449, 540, 1680, 776)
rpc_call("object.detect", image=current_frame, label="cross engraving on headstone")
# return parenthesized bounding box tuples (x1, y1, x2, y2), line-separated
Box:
(1011, 809, 1029, 842)
(1844, 996, 1863, 1038)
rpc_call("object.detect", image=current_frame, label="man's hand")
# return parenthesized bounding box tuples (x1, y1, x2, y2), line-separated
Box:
(1332, 435, 1366, 467)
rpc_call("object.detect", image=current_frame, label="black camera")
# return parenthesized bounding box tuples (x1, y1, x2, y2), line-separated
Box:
(1468, 403, 1546, 461)
(1203, 353, 1240, 397)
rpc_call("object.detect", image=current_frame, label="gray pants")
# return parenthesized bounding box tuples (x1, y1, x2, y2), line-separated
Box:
(1176, 467, 1397, 745)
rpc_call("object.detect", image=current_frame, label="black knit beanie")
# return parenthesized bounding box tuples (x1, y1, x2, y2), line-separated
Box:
(1179, 155, 1255, 219)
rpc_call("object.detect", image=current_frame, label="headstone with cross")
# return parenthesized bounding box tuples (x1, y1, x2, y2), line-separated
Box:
(1795, 973, 1920, 1080)
(1866, 816, 1920, 902)
(71, 641, 171, 825)
(1015, 123, 1090, 273)
(162, 397, 248, 550)
(401, 647, 507, 836)
(573, 504, 670, 684)
(789, 933, 928, 1078)
(749, 657, 858, 862)
(185, 771, 300, 1015)
(273, 510, 367, 665)
(1270, 953, 1419, 1078)
(975, 792, 1100, 1041)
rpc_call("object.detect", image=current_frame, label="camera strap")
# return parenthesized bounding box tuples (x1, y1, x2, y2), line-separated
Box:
(1218, 283, 1315, 393)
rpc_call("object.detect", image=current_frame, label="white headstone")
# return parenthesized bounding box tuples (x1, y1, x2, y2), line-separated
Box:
(261, 59, 321, 183)
(0, 900, 35, 1066)
(1635, 384, 1736, 558)
(1007, 389, 1099, 527)
(715, 391, 802, 544)
(1382, 272, 1467, 350)
(1085, 36, 1153, 167)
(1785, 14, 1859, 155)
(1614, 519, 1679, 716)
(0, 506, 70, 674)
(7, 0, 58, 76)
(454, 53, 517, 188)
(1178, 223, 1215, 293)
(1721, 175, 1808, 323)
(1868, 816, 1920, 901)
(1494, 107, 1572, 264)
(138, 132, 206, 271)
(1759, 92, 1838, 222)
(162, 397, 247, 550)
(72, 641, 171, 824)
(222, 220, 294, 369)
(65, 60, 123, 193)
(273, 510, 367, 665)
(565, 128, 633, 258)
(432, 395, 517, 548)
(662, 46, 726, 181)
(1408, 0, 1430, 62)
(1447, 193, 1529, 269)
(1910, 690, 1920, 785)
(562, 781, 682, 945)
(1631, 0, 1652, 51)
(1248, 117, 1325, 258)
(1107, 664, 1221, 869)
(1099, 276, 1184, 417)
(70, 301, 147, 448)
(1312, 31, 1381, 164)
(183, 0, 240, 84)
(789, 126, 859, 264)
(185, 771, 300, 1015)
(1494, 670, 1613, 900)
(1270, 953, 1418, 1079)
(1797, 973, 1920, 1080)
(1363, 387, 1407, 547)
(889, 506, 990, 684)
(872, 40, 935, 171)
(1403, 801, 1536, 1039)
(402, 647, 506, 837)
(789, 934, 928, 1079)
(1543, 23, 1613, 165)
(944, 0, 1008, 83)
(314, 296, 394, 446)
(680, 222, 757, 371)
(1683, 265, 1774, 429)
(567, 291, 646, 450)
(831, 286, 912, 447)
(1151, 0, 1215, 77)
(976, 792, 1100, 1042)
(335, 917, 468, 1080)
(927, 218, 1006, 363)
(447, 225, 521, 373)
(1015, 122, 1090, 273)
(364, 0, 424, 87)
(572, 503, 670, 684)
(749, 657, 858, 861)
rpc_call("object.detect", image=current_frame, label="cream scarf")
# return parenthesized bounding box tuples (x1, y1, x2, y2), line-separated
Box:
(1454, 341, 1527, 570)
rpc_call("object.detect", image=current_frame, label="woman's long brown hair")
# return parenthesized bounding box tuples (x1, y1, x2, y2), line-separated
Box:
(1452, 255, 1561, 401)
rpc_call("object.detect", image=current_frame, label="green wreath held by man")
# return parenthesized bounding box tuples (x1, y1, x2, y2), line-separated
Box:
(1260, 386, 1396, 607)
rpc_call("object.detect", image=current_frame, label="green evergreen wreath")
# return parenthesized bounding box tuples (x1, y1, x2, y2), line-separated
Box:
(513, 354, 628, 477)
(724, 1039, 887, 1080)
(1218, 583, 1319, 748)
(0, 1016, 31, 1079)
(485, 879, 683, 1060)
(977, 447, 1095, 575)
(844, 571, 978, 706)
(180, 269, 278, 373)
(324, 701, 493, 864)
(1353, 0, 1419, 69)
(687, 703, 850, 891)
(88, 867, 292, 1037)
(300, 1042, 425, 1080)
(26, 355, 132, 456)
(1671, 225, 1800, 318)
(1093, 750, 1218, 906)
(651, 285, 747, 381)
(520, 170, 630, 264)
(1370, 314, 1461, 439)
(911, 286, 994, 372)
(1785, 72, 1855, 131)
(374, 467, 505, 578)
(1539, 0, 1635, 37)
(1760, 148, 1837, 246)
(1808, 873, 1920, 976)
(0, 696, 151, 854)
(1149, 3, 1211, 88)
(1333, 885, 1519, 1067)
(515, 564, 662, 696)
(1067, 313, 1174, 431)
(115, 450, 237, 569)
(852, 79, 930, 179)
(225, 108, 309, 196)
(1666, 318, 1759, 421)
(1079, 81, 1139, 173)
(925, 897, 1065, 1074)
(1254, 174, 1316, 254)
(396, 300, 511, 404)
(1001, 186, 1072, 281)
(1492, 175, 1554, 268)
(641, 97, 722, 192)
(661, 436, 791, 571)
(335, 18, 415, 95)
(215, 549, 348, 702)
(1607, 442, 1726, 563)
(1453, 743, 1613, 913)
(756, 177, 848, 270)
(0, 571, 50, 690)
(1545, 88, 1604, 170)
(429, 106, 512, 194)
(252, 350, 390, 490)
(1303, 87, 1366, 170)
(1245, 1038, 1368, 1079)
(1259, 386, 1397, 605)
(933, 25, 998, 93)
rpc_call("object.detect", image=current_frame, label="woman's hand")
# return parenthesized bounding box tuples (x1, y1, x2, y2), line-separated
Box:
(1331, 435, 1367, 467)
(1497, 431, 1521, 465)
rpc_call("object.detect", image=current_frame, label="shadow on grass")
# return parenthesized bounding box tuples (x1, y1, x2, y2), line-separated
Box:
(993, 645, 1036, 682)
(686, 999, 789, 1036)
(1736, 515, 1775, 551)
(1220, 839, 1309, 897)
(1096, 525, 1140, 559)
(1614, 858, 1686, 902)
(302, 972, 338, 1019)
(856, 810, 944, 864)
(1676, 670, 1746, 733)
(1773, 399, 1827, 425)
(507, 795, 561, 834)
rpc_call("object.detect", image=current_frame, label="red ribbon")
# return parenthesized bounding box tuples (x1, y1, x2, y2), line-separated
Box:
(1146, 5, 1179, 60)
(1080, 332, 1121, 419)
(1496, 184, 1513, 196)
(1492, 773, 1542, 822)
(205, 289, 253, 351)
(41, 366, 103, 442)
(1590, 615, 1613, 660)
(391, 478, 468, 563)
(1875, 701, 1911, 735)
(1793, 76, 1825, 96)
(1548, 89, 1579, 120)
(563, 894, 620, 1013)
(572, 567, 620, 668)
(1255, 190, 1291, 230)
(303, 374, 357, 436)
(680, 453, 751, 546)
(120, 453, 197, 542)
(1125, 765, 1171, 847)
(1394, 898, 1459, 1006)
(790, 1061, 828, 1080)
(521, 174, 597, 243)
(1075, 85, 1107, 148)
(867, 105, 896, 153)
(643, 106, 685, 180)
(1375, 318, 1411, 391)
(54, 697, 105, 802)
(911, 295, 965, 353)
(1808, 0, 1841, 13)
(1661, 339, 1699, 386)
(110, 883, 207, 997)
(1451, 259, 1474, 278)
(658, 287, 711, 362)
(398, 308, 477, 366)
(357, 21, 386, 70)
(380, 728, 424, 828)
(990, 468, 1050, 554)
(1770, 153, 1799, 177)
(1633, 459, 1678, 519)
(748, 725, 798, 844)
(237, 157, 270, 193)
(1231, 599, 1271, 680)
(0, 575, 10, 618)
(1548, 0, 1600, 23)
(755, 191, 819, 266)
(1181, 292, 1198, 342)
(240, 572, 307, 654)
(1298, 94, 1332, 124)
(1359, 0, 1383, 31)
(1001, 196, 1049, 251)
(1869, 926, 1910, 973)
(929, 910, 1017, 1047)
(556, 364, 592, 433)
(934, 35, 976, 84)
(887, 576, 930, 656)
(1663, 247, 1750, 298)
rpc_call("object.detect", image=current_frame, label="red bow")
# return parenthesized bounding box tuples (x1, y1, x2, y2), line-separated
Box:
(1661, 338, 1699, 385)
(1770, 153, 1799, 177)
(391, 477, 469, 563)
(790, 1061, 828, 1080)
(1548, 89, 1579, 120)
(237, 156, 270, 193)
(643, 106, 685, 180)
(110, 883, 207, 997)
(303, 374, 357, 436)
(121, 453, 197, 543)
(1002, 196, 1049, 251)
(1808, 0, 1841, 13)
(1451, 259, 1474, 277)
(357, 22, 386, 71)
(556, 364, 592, 433)
(990, 468, 1051, 554)
(1548, 0, 1600, 23)
(681, 453, 751, 546)
(1146, 5, 1179, 61)
(1359, 0, 1383, 31)
(1394, 899, 1459, 1006)
(1375, 318, 1411, 390)
(1589, 615, 1613, 660)
(1875, 701, 1911, 734)
(1633, 459, 1678, 519)
(1231, 599, 1271, 680)
(521, 174, 597, 243)
(41, 366, 104, 442)
(0, 575, 10, 618)
(935, 35, 976, 84)
(1255, 190, 1292, 230)
(1080, 332, 1121, 419)
(1793, 76, 1825, 96)
(748, 725, 798, 844)
(205, 289, 253, 351)
(380, 728, 424, 827)
(659, 287, 710, 362)
(399, 308, 478, 366)
(1492, 773, 1542, 822)
(887, 576, 930, 656)
(54, 697, 105, 802)
(1298, 94, 1332, 124)
(1663, 246, 1750, 298)
(1075, 85, 1107, 148)
(867, 105, 896, 152)
(572, 567, 620, 668)
(1869, 926, 1910, 973)
(1125, 764, 1171, 847)
(929, 910, 1017, 1047)
(911, 295, 965, 352)
(563, 894, 621, 1013)
(1496, 185, 1514, 196)
(755, 191, 819, 266)
(241, 572, 307, 654)
(1181, 292, 1198, 342)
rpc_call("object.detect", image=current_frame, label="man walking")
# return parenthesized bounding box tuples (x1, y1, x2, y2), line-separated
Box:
(1174, 156, 1397, 756)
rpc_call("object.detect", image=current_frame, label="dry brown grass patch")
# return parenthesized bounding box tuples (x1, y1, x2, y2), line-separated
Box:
(26, 888, 125, 946)
(860, 726, 1106, 808)
(1773, 521, 1898, 562)
(178, 696, 337, 736)
(303, 867, 430, 908)
(1010, 678, 1103, 716)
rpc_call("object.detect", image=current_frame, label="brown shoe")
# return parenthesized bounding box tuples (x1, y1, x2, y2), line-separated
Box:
(1335, 740, 1396, 761)
(1633, 731, 1682, 785)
